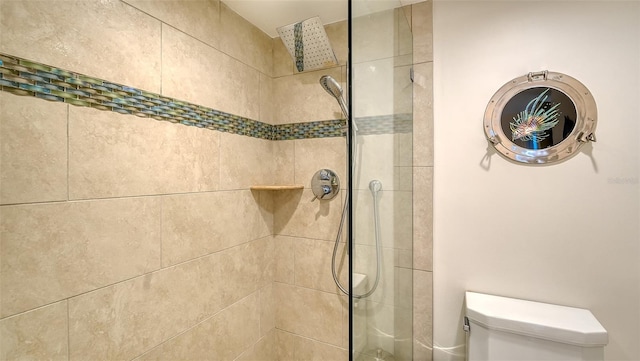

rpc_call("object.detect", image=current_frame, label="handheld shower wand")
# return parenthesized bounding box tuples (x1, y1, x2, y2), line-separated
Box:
(319, 75, 358, 131)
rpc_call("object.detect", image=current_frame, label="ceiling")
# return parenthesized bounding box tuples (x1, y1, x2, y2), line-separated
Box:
(222, 0, 421, 38)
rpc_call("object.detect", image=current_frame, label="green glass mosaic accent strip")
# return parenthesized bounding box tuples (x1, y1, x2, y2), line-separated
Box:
(0, 53, 347, 140)
(354, 113, 412, 135)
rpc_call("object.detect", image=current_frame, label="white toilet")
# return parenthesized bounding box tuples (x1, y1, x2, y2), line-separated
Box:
(465, 292, 608, 361)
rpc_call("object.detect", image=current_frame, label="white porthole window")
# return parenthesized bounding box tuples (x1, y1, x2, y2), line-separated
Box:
(484, 71, 597, 165)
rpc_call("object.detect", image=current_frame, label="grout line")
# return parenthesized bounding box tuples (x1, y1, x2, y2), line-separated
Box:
(66, 300, 71, 361)
(66, 104, 70, 202)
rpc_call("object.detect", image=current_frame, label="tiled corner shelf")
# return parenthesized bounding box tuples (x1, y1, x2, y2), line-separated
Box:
(249, 185, 304, 191)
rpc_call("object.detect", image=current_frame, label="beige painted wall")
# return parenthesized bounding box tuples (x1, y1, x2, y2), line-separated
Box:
(432, 1, 640, 361)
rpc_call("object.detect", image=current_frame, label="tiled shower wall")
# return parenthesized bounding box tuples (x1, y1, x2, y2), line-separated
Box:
(0, 0, 433, 360)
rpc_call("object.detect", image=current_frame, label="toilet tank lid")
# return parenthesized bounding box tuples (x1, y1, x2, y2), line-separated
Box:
(465, 292, 608, 347)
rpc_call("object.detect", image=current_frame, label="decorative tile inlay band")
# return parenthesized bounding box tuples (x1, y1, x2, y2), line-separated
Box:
(355, 113, 413, 135)
(0, 53, 347, 140)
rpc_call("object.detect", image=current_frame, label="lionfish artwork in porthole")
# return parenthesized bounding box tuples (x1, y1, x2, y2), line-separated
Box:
(509, 88, 561, 143)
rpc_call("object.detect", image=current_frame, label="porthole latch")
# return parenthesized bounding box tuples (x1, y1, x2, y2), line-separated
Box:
(527, 70, 548, 82)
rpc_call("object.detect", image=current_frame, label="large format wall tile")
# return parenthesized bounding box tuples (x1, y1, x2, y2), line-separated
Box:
(413, 61, 433, 167)
(135, 293, 260, 361)
(162, 24, 260, 120)
(294, 137, 347, 189)
(294, 335, 349, 361)
(68, 238, 273, 360)
(413, 166, 433, 271)
(235, 330, 277, 361)
(274, 283, 344, 347)
(294, 238, 348, 294)
(68, 106, 219, 199)
(220, 3, 273, 75)
(412, 1, 433, 64)
(0, 301, 68, 361)
(161, 190, 271, 266)
(272, 67, 344, 124)
(413, 270, 433, 361)
(0, 93, 68, 205)
(0, 197, 161, 317)
(274, 189, 342, 241)
(124, 0, 220, 48)
(220, 132, 293, 190)
(274, 235, 295, 284)
(0, 0, 161, 93)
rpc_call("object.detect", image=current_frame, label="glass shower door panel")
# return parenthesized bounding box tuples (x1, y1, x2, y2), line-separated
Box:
(350, 1, 413, 360)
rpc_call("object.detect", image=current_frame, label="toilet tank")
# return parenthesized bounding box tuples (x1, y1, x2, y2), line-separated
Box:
(465, 292, 608, 361)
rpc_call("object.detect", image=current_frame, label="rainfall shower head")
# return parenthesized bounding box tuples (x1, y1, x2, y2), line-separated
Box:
(277, 17, 338, 72)
(319, 75, 354, 131)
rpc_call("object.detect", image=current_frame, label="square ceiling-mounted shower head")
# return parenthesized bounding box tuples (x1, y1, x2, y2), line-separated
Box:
(277, 16, 338, 73)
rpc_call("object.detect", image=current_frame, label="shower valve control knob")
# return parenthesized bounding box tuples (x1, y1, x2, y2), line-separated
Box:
(311, 169, 340, 201)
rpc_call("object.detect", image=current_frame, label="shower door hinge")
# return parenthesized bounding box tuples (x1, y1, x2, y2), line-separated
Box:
(463, 316, 471, 332)
(527, 70, 548, 82)
(410, 67, 414, 83)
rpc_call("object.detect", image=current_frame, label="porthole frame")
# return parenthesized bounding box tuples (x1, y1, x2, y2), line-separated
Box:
(484, 71, 597, 165)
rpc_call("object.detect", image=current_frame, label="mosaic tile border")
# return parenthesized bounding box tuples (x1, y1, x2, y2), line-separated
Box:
(0, 53, 410, 139)
(0, 53, 345, 140)
(355, 113, 412, 135)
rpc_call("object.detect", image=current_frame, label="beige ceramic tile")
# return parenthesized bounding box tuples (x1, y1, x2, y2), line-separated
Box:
(220, 3, 273, 75)
(162, 24, 260, 120)
(272, 67, 344, 124)
(395, 132, 413, 167)
(219, 132, 294, 190)
(413, 166, 433, 272)
(0, 93, 67, 205)
(0, 0, 161, 93)
(162, 190, 271, 266)
(274, 236, 295, 284)
(294, 335, 349, 361)
(353, 245, 396, 306)
(294, 238, 348, 294)
(68, 238, 272, 360)
(0, 301, 68, 361)
(0, 197, 161, 317)
(294, 137, 347, 189)
(352, 8, 395, 64)
(235, 330, 277, 361)
(413, 62, 434, 167)
(273, 140, 296, 185)
(272, 37, 294, 77)
(353, 134, 395, 191)
(325, 21, 348, 66)
(394, 64, 414, 115)
(352, 58, 395, 118)
(412, 1, 433, 64)
(68, 106, 219, 199)
(365, 300, 395, 353)
(259, 284, 275, 337)
(274, 330, 296, 360)
(135, 293, 259, 361)
(273, 189, 342, 241)
(395, 301, 414, 361)
(352, 189, 413, 250)
(260, 73, 275, 124)
(273, 283, 343, 346)
(397, 6, 413, 57)
(124, 0, 220, 48)
(413, 270, 433, 361)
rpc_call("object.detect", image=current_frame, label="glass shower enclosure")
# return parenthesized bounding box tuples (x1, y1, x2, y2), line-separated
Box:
(349, 1, 414, 360)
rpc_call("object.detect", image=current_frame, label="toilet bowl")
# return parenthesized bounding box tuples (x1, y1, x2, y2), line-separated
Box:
(465, 291, 608, 361)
